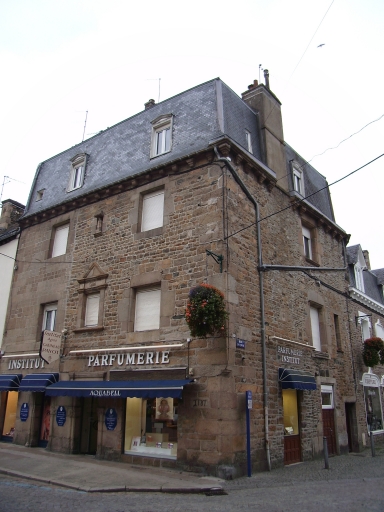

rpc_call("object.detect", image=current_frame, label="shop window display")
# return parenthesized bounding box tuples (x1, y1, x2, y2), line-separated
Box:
(364, 386, 383, 433)
(124, 397, 178, 459)
(2, 392, 18, 440)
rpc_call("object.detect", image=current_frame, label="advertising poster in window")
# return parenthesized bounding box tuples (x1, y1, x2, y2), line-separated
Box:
(364, 386, 383, 433)
(40, 397, 51, 445)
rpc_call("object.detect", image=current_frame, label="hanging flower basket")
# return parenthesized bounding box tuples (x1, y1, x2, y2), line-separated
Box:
(362, 337, 384, 368)
(185, 284, 228, 338)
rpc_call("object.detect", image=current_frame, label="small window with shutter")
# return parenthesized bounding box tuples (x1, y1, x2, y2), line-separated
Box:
(134, 287, 161, 331)
(141, 190, 164, 232)
(85, 294, 100, 327)
(51, 224, 69, 258)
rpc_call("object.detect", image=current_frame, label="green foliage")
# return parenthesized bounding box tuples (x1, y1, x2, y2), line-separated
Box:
(185, 284, 228, 338)
(362, 337, 384, 368)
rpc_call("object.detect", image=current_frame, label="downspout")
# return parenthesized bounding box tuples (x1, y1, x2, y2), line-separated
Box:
(213, 146, 271, 471)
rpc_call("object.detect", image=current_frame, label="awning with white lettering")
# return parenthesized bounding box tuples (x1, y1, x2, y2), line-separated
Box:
(0, 374, 22, 391)
(278, 368, 316, 391)
(45, 379, 193, 398)
(19, 373, 59, 392)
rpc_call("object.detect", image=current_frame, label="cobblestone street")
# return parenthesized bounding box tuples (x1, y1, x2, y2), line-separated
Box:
(1, 451, 384, 512)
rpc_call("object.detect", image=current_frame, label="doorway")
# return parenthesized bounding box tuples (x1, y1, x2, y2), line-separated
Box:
(321, 385, 337, 455)
(345, 402, 359, 452)
(283, 389, 301, 464)
(80, 398, 98, 454)
(1, 391, 18, 442)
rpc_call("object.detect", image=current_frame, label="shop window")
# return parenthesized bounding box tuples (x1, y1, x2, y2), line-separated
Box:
(1, 391, 18, 440)
(51, 223, 69, 258)
(282, 389, 299, 436)
(134, 287, 161, 331)
(141, 189, 164, 232)
(364, 386, 383, 434)
(124, 397, 179, 459)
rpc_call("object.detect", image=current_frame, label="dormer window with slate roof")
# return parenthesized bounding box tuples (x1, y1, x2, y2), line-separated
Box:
(68, 153, 87, 192)
(354, 249, 366, 293)
(150, 114, 173, 158)
(293, 164, 304, 196)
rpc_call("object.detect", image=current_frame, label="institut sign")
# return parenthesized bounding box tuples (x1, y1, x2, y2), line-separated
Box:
(277, 345, 303, 365)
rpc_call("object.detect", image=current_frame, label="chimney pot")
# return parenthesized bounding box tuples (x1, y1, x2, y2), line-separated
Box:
(264, 69, 270, 89)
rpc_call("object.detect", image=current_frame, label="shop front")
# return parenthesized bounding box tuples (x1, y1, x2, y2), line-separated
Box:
(0, 374, 22, 441)
(278, 367, 317, 465)
(361, 372, 384, 435)
(46, 378, 191, 461)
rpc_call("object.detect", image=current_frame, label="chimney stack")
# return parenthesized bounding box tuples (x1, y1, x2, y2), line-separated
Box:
(145, 99, 156, 110)
(264, 69, 270, 89)
(0, 199, 24, 231)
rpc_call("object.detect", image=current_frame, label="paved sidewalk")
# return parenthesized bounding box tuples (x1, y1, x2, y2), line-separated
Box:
(0, 443, 224, 494)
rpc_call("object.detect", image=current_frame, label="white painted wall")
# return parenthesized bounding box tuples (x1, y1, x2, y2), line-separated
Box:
(0, 237, 18, 348)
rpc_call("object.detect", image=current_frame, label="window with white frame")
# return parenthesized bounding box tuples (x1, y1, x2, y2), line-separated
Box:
(84, 294, 100, 327)
(321, 385, 334, 409)
(375, 320, 384, 340)
(68, 154, 87, 191)
(354, 262, 365, 292)
(310, 305, 322, 351)
(51, 224, 69, 258)
(134, 287, 161, 331)
(42, 303, 57, 332)
(141, 189, 164, 232)
(293, 166, 304, 195)
(358, 312, 371, 341)
(245, 130, 253, 154)
(151, 115, 173, 158)
(302, 225, 313, 260)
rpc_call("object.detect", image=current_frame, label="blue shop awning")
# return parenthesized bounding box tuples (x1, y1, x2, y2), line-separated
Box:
(46, 379, 193, 398)
(0, 374, 22, 391)
(279, 368, 316, 391)
(19, 373, 59, 392)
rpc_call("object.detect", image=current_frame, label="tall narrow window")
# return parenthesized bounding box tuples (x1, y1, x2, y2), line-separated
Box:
(293, 167, 304, 195)
(245, 130, 253, 154)
(359, 313, 371, 342)
(134, 287, 161, 331)
(151, 115, 173, 158)
(141, 190, 164, 232)
(354, 263, 365, 292)
(68, 153, 87, 191)
(51, 224, 69, 257)
(85, 294, 100, 327)
(310, 306, 321, 351)
(43, 303, 57, 332)
(71, 166, 84, 190)
(334, 314, 342, 351)
(302, 226, 312, 260)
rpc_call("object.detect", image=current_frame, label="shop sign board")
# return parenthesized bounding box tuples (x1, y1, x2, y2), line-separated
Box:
(87, 350, 170, 368)
(40, 330, 62, 364)
(56, 406, 66, 427)
(277, 345, 303, 365)
(20, 403, 29, 422)
(362, 373, 380, 387)
(105, 408, 117, 430)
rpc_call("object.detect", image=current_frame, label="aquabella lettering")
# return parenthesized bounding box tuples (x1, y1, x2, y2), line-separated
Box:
(88, 350, 170, 368)
(90, 390, 121, 397)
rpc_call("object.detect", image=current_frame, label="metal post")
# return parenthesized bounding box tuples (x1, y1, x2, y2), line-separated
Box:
(370, 433, 376, 457)
(246, 391, 252, 477)
(323, 437, 329, 469)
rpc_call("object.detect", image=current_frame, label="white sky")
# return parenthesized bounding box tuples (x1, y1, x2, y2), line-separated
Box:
(1, 0, 383, 268)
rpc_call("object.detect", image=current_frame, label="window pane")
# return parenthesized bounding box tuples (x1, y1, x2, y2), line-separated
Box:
(135, 288, 161, 331)
(156, 130, 163, 155)
(85, 294, 100, 326)
(73, 166, 83, 189)
(282, 389, 299, 435)
(364, 386, 383, 433)
(310, 306, 321, 351)
(43, 305, 57, 331)
(164, 128, 171, 152)
(52, 225, 69, 257)
(141, 190, 164, 231)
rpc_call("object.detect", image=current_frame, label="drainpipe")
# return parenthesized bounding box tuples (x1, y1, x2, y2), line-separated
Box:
(213, 146, 271, 471)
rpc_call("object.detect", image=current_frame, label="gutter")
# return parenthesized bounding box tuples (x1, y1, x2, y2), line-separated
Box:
(213, 146, 271, 472)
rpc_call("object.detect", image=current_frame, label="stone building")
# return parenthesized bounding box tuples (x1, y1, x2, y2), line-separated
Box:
(345, 245, 384, 450)
(0, 75, 377, 476)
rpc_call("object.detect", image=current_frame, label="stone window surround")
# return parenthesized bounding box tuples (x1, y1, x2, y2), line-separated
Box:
(130, 179, 172, 241)
(73, 263, 108, 333)
(124, 270, 175, 344)
(48, 218, 71, 259)
(36, 297, 64, 343)
(150, 114, 173, 159)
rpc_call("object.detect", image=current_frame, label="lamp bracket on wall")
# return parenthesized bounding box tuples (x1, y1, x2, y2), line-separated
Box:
(206, 250, 223, 273)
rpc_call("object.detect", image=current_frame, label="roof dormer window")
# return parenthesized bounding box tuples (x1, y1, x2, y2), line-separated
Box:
(68, 153, 87, 192)
(150, 114, 173, 158)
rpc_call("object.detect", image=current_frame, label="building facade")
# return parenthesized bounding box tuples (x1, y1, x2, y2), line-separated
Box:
(0, 76, 381, 476)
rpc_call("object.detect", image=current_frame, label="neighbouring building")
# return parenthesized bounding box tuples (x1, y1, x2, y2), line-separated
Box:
(0, 74, 381, 476)
(345, 245, 384, 450)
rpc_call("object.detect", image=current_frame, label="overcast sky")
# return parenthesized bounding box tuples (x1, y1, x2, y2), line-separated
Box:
(1, 0, 383, 268)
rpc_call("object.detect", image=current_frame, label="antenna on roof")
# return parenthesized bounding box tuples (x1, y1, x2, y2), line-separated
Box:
(147, 79, 162, 103)
(82, 111, 88, 142)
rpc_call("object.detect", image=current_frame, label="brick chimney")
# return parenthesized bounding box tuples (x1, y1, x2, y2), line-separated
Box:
(0, 199, 25, 231)
(363, 250, 371, 270)
(145, 99, 156, 110)
(241, 71, 288, 191)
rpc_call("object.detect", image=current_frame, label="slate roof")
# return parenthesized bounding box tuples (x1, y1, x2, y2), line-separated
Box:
(24, 77, 335, 224)
(346, 245, 384, 305)
(0, 227, 20, 246)
(285, 144, 335, 222)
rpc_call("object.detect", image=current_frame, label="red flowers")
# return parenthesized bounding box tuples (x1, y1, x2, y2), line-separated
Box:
(185, 284, 228, 338)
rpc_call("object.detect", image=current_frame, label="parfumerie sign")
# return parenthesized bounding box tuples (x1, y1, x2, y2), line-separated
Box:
(277, 345, 303, 365)
(88, 350, 170, 367)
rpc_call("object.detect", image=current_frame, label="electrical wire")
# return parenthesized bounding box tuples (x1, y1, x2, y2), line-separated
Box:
(225, 152, 384, 241)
